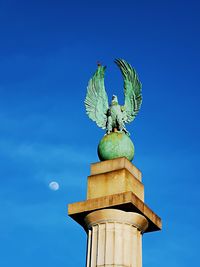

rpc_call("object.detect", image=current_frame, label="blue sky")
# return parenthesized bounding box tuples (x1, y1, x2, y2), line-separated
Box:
(0, 0, 199, 266)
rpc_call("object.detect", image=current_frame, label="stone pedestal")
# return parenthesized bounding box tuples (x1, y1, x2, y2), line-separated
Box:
(68, 157, 162, 267)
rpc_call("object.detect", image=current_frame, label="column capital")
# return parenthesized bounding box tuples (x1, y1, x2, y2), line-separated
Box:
(84, 209, 149, 233)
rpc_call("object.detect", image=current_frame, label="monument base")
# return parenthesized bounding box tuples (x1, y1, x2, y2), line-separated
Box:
(68, 157, 161, 233)
(68, 157, 162, 267)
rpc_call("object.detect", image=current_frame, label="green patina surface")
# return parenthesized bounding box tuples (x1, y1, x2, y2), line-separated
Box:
(85, 59, 142, 161)
(84, 59, 142, 136)
(98, 132, 134, 162)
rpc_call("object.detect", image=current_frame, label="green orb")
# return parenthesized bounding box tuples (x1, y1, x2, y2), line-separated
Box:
(98, 132, 134, 161)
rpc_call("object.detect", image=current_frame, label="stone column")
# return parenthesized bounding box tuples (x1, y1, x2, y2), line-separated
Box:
(84, 209, 149, 267)
(68, 158, 162, 267)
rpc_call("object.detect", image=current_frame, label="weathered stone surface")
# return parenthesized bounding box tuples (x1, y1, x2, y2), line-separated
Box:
(85, 209, 149, 232)
(87, 168, 144, 201)
(90, 157, 142, 181)
(68, 191, 162, 233)
(85, 209, 148, 267)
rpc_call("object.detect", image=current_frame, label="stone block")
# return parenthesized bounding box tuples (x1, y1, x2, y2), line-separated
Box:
(68, 191, 162, 233)
(87, 168, 144, 201)
(90, 157, 142, 181)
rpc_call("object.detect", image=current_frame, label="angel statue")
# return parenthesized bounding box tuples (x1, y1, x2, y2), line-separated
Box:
(84, 59, 142, 136)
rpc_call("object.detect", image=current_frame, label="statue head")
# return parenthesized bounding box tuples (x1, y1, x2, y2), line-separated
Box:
(111, 95, 118, 105)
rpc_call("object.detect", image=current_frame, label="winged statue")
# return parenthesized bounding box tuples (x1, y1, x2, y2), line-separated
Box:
(84, 59, 142, 136)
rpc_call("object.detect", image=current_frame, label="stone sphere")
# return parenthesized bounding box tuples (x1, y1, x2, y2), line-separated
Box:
(98, 132, 134, 161)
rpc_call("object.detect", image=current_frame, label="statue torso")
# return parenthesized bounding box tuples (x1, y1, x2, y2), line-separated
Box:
(109, 103, 122, 121)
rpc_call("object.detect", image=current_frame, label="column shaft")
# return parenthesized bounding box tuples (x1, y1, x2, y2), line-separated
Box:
(84, 209, 148, 267)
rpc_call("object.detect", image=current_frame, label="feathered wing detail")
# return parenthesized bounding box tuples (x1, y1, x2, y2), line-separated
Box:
(84, 65, 109, 129)
(115, 59, 142, 123)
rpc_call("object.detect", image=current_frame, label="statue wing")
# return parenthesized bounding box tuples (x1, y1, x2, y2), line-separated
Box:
(85, 65, 109, 129)
(115, 59, 142, 123)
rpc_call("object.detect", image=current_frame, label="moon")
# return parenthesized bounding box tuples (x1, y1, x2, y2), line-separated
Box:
(49, 181, 59, 191)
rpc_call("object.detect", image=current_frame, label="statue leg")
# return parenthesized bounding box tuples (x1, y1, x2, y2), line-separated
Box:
(106, 116, 113, 134)
(123, 126, 130, 136)
(117, 116, 124, 132)
(117, 117, 130, 136)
